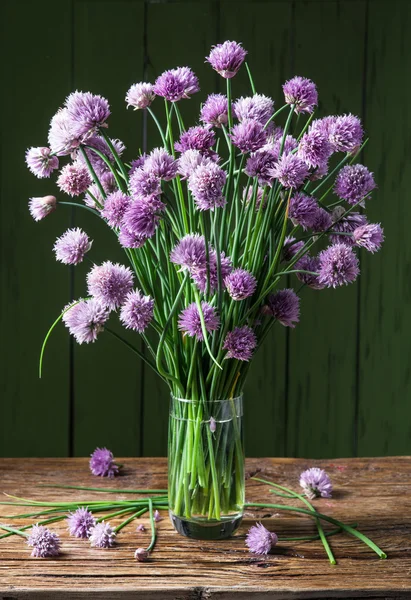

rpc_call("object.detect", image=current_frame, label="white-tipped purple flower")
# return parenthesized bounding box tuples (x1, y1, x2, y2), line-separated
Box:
(282, 236, 305, 262)
(174, 126, 216, 156)
(101, 191, 131, 228)
(154, 510, 162, 523)
(144, 147, 177, 180)
(178, 302, 220, 341)
(89, 522, 116, 548)
(67, 507, 96, 539)
(298, 129, 331, 169)
(206, 41, 247, 79)
(120, 289, 154, 333)
(87, 261, 134, 310)
(300, 467, 332, 499)
(330, 211, 367, 246)
(223, 326, 257, 361)
(318, 243, 359, 288)
(245, 149, 277, 186)
(29, 195, 57, 221)
(188, 162, 226, 211)
(264, 289, 300, 328)
(245, 523, 278, 555)
(26, 147, 59, 178)
(311, 207, 333, 232)
(192, 251, 232, 294)
(334, 164, 376, 205)
(48, 108, 81, 156)
(27, 525, 61, 558)
(352, 223, 384, 253)
(57, 162, 92, 197)
(84, 171, 117, 209)
(154, 67, 199, 102)
(129, 167, 162, 199)
(224, 268, 257, 301)
(230, 119, 268, 153)
(53, 227, 92, 265)
(62, 298, 110, 344)
(200, 93, 229, 128)
(65, 91, 110, 139)
(118, 228, 147, 249)
(77, 135, 125, 177)
(295, 254, 325, 290)
(170, 234, 208, 274)
(122, 196, 165, 239)
(90, 447, 119, 477)
(283, 76, 318, 114)
(129, 154, 148, 176)
(289, 192, 319, 230)
(126, 82, 155, 110)
(271, 154, 309, 189)
(233, 94, 274, 125)
(177, 149, 212, 179)
(135, 547, 149, 562)
(329, 114, 363, 153)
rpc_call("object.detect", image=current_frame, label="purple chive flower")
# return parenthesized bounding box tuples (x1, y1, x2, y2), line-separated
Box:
(129, 155, 148, 176)
(84, 171, 117, 209)
(188, 162, 226, 211)
(311, 207, 333, 232)
(282, 236, 305, 262)
(53, 227, 92, 265)
(118, 228, 147, 249)
(334, 164, 376, 205)
(137, 523, 145, 532)
(120, 289, 154, 333)
(65, 91, 110, 139)
(298, 129, 331, 169)
(310, 116, 337, 139)
(223, 326, 257, 361)
(154, 510, 162, 523)
(48, 108, 81, 156)
(77, 135, 125, 177)
(178, 302, 220, 340)
(230, 119, 268, 153)
(283, 76, 318, 114)
(90, 447, 119, 478)
(101, 191, 131, 228)
(245, 523, 278, 555)
(67, 507, 96, 539)
(206, 41, 247, 79)
(353, 223, 384, 253)
(264, 289, 300, 328)
(87, 261, 134, 310)
(27, 525, 61, 558)
(309, 160, 329, 182)
(29, 195, 57, 221)
(330, 211, 368, 246)
(122, 196, 165, 238)
(177, 149, 212, 179)
(25, 147, 59, 178)
(129, 167, 162, 199)
(209, 417, 217, 433)
(62, 298, 110, 344)
(300, 467, 332, 499)
(200, 93, 229, 128)
(174, 126, 216, 156)
(245, 149, 277, 186)
(135, 548, 149, 562)
(271, 134, 298, 158)
(153, 67, 199, 102)
(289, 192, 319, 230)
(224, 268, 257, 300)
(144, 147, 177, 180)
(57, 162, 92, 196)
(295, 254, 325, 290)
(329, 114, 363, 153)
(126, 82, 155, 110)
(192, 251, 232, 294)
(89, 522, 116, 548)
(233, 94, 274, 125)
(242, 186, 266, 211)
(271, 154, 309, 188)
(170, 234, 208, 273)
(318, 243, 360, 288)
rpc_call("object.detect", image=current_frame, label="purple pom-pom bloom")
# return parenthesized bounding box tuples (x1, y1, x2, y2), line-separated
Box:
(29, 195, 57, 222)
(295, 255, 325, 290)
(65, 91, 110, 139)
(200, 94, 229, 128)
(26, 147, 59, 178)
(101, 191, 131, 228)
(224, 268, 257, 300)
(334, 164, 376, 205)
(206, 41, 247, 79)
(144, 147, 177, 180)
(129, 167, 162, 199)
(84, 171, 117, 208)
(264, 289, 300, 328)
(230, 119, 268, 153)
(233, 94, 274, 125)
(353, 223, 384, 253)
(282, 236, 305, 262)
(245, 149, 277, 186)
(300, 467, 332, 499)
(87, 261, 134, 310)
(311, 207, 333, 232)
(129, 155, 148, 176)
(177, 150, 212, 179)
(120, 289, 154, 333)
(192, 251, 232, 294)
(289, 192, 319, 230)
(62, 298, 110, 344)
(318, 243, 359, 288)
(298, 129, 331, 169)
(27, 525, 61, 558)
(135, 548, 149, 562)
(126, 82, 155, 110)
(283, 76, 318, 114)
(174, 126, 216, 156)
(223, 326, 257, 361)
(48, 108, 81, 156)
(329, 114, 363, 153)
(90, 447, 119, 478)
(67, 507, 96, 539)
(178, 302, 220, 341)
(122, 197, 165, 239)
(77, 135, 125, 177)
(57, 162, 92, 197)
(89, 522, 116, 548)
(53, 227, 92, 265)
(118, 228, 147, 249)
(245, 523, 278, 555)
(330, 211, 367, 246)
(154, 67, 199, 102)
(271, 154, 309, 189)
(188, 162, 226, 211)
(170, 234, 208, 274)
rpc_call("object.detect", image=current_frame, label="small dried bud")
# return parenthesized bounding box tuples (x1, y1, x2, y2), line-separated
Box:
(135, 547, 149, 562)
(136, 523, 145, 532)
(209, 417, 217, 433)
(332, 205, 346, 223)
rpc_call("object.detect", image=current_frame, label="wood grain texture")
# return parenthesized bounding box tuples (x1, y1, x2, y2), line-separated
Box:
(0, 457, 410, 599)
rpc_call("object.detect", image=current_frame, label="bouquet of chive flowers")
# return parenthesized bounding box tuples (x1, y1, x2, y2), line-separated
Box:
(26, 40, 383, 539)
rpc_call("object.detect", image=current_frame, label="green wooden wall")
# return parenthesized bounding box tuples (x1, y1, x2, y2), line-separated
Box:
(1, 0, 410, 459)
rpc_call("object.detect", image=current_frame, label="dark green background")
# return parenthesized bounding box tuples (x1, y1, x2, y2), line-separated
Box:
(1, 0, 409, 459)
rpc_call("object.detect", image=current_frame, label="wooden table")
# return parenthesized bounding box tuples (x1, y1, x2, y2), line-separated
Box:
(0, 457, 410, 599)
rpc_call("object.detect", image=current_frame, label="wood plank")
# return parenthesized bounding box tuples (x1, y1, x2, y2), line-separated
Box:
(286, 1, 367, 458)
(358, 0, 411, 455)
(0, 457, 410, 598)
(0, 0, 72, 456)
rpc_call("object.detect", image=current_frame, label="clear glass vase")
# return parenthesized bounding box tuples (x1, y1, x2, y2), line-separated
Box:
(168, 394, 244, 540)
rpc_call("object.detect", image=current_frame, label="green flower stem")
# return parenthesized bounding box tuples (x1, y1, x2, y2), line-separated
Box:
(105, 327, 163, 379)
(114, 508, 147, 534)
(79, 147, 105, 206)
(0, 524, 29, 539)
(279, 106, 295, 157)
(245, 62, 256, 94)
(59, 201, 100, 217)
(279, 525, 357, 542)
(147, 498, 157, 552)
(84, 145, 124, 191)
(96, 506, 138, 524)
(147, 107, 168, 147)
(296, 110, 315, 142)
(0, 515, 66, 540)
(193, 288, 222, 371)
(263, 104, 288, 131)
(100, 129, 129, 184)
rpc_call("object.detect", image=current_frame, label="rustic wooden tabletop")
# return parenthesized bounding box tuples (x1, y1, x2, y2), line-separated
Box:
(0, 457, 410, 599)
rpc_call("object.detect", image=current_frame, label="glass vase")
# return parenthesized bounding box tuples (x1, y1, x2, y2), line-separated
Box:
(168, 394, 244, 540)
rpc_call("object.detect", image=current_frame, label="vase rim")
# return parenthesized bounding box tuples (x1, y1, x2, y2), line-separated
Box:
(170, 394, 243, 403)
